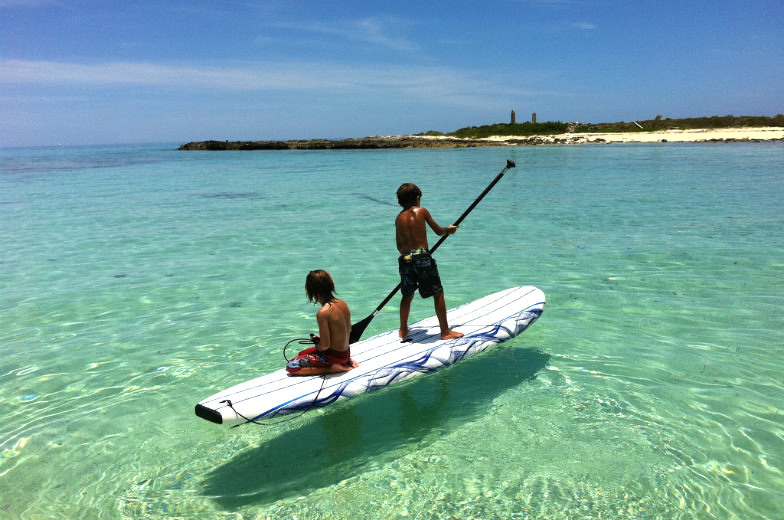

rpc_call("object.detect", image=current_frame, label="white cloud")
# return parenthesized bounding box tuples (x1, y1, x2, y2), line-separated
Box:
(273, 16, 418, 52)
(0, 59, 539, 108)
(0, 0, 58, 7)
(1, 59, 342, 90)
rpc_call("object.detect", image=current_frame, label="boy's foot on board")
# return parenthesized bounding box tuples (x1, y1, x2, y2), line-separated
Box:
(330, 362, 356, 373)
(441, 329, 464, 340)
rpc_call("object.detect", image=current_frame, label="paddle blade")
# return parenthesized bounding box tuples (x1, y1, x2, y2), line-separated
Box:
(349, 315, 373, 344)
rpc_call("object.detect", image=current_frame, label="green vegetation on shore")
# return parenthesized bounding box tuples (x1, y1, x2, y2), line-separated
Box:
(420, 114, 784, 139)
(180, 114, 783, 150)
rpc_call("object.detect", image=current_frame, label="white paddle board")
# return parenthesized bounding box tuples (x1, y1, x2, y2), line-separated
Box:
(195, 286, 545, 426)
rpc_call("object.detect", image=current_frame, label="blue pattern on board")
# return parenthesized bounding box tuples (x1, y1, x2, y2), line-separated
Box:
(257, 306, 543, 419)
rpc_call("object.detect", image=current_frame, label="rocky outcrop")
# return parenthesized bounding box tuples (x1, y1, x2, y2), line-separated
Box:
(178, 136, 552, 150)
(178, 129, 781, 150)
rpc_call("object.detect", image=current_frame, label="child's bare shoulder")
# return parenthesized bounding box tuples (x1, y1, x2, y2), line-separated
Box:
(319, 299, 347, 315)
(398, 206, 427, 217)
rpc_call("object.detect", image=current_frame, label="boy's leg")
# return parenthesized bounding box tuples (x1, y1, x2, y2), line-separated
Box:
(434, 292, 463, 340)
(434, 292, 449, 333)
(399, 294, 414, 338)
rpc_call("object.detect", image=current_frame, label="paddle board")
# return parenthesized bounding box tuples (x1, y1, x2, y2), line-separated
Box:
(195, 285, 545, 426)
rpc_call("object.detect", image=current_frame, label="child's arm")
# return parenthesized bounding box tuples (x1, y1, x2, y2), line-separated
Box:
(315, 307, 332, 351)
(423, 208, 458, 236)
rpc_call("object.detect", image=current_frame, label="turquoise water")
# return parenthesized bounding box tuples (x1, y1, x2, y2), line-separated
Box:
(1, 142, 782, 519)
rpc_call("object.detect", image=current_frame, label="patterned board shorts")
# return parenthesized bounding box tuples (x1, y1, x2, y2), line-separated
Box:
(398, 248, 443, 299)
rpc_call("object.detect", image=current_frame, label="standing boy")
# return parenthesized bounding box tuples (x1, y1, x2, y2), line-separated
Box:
(395, 183, 464, 340)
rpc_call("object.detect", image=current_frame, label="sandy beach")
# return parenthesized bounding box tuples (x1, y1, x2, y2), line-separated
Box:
(428, 126, 784, 145)
(180, 127, 784, 150)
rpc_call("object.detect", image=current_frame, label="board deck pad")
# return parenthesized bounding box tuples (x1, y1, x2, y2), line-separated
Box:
(195, 286, 545, 426)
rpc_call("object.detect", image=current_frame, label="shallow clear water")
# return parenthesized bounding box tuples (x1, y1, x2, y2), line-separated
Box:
(1, 142, 782, 519)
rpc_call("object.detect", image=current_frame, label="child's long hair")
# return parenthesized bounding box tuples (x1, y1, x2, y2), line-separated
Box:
(306, 269, 337, 304)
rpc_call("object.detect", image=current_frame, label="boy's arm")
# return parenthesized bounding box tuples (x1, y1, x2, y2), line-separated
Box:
(423, 208, 458, 236)
(315, 308, 332, 351)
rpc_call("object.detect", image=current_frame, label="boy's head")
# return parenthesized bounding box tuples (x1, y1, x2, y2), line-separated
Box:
(396, 183, 422, 208)
(306, 269, 336, 304)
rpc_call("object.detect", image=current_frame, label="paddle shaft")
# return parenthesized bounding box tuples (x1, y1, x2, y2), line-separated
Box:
(348, 160, 516, 343)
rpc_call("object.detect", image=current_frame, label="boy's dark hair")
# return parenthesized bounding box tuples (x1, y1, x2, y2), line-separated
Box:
(396, 183, 422, 208)
(306, 269, 336, 304)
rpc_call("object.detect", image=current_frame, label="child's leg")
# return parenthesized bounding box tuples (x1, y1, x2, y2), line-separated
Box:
(399, 294, 414, 337)
(434, 292, 463, 340)
(434, 291, 449, 333)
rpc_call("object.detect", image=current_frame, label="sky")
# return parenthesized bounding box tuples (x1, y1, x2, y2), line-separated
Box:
(2, 0, 783, 147)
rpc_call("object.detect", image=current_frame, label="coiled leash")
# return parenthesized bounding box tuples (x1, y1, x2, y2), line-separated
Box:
(283, 335, 320, 362)
(223, 336, 328, 428)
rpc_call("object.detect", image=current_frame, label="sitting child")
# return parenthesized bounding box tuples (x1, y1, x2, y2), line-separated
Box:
(286, 269, 358, 376)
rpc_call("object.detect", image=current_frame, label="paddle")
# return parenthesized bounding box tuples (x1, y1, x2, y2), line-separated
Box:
(348, 159, 516, 344)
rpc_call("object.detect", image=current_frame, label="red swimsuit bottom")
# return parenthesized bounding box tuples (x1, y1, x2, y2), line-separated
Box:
(285, 347, 350, 373)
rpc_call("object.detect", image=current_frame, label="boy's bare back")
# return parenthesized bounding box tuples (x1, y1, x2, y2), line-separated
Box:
(395, 207, 431, 253)
(396, 206, 456, 253)
(316, 299, 351, 352)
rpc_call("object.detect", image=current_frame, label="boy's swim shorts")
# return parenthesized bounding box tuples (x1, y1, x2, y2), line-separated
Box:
(398, 248, 444, 299)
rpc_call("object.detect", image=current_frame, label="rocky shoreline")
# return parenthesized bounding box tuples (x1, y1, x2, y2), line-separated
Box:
(178, 127, 784, 150)
(177, 135, 551, 150)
